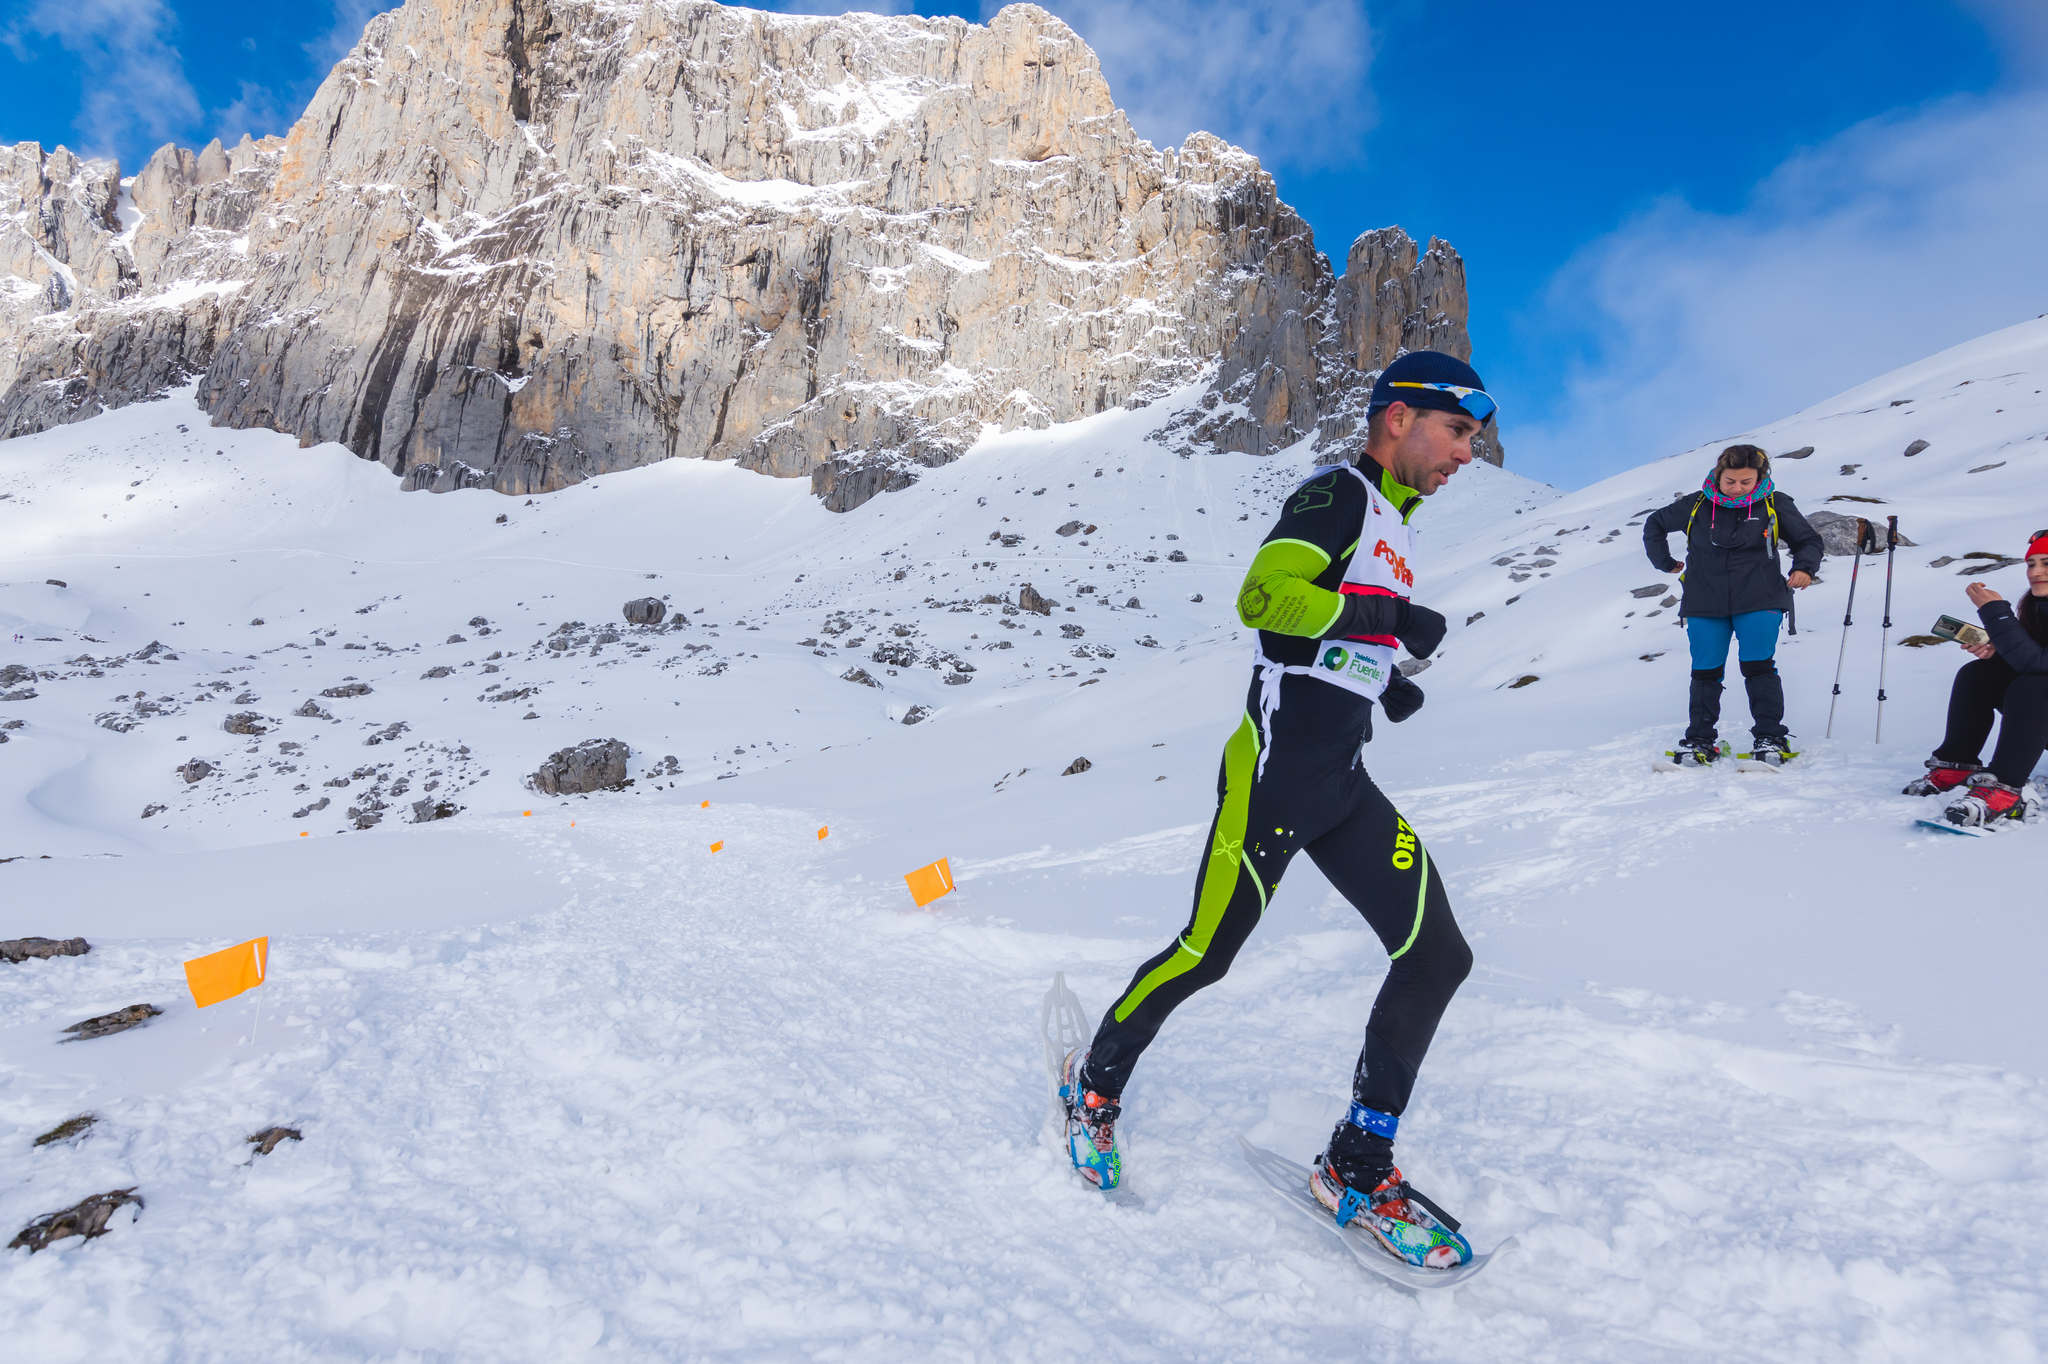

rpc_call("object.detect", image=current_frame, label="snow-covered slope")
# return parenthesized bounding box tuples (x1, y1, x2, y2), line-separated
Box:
(3, 321, 2045, 1359)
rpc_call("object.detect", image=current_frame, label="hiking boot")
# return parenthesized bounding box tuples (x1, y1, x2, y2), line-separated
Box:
(1943, 772, 2029, 827)
(1309, 1153, 1472, 1269)
(1058, 1048, 1122, 1190)
(1745, 734, 1796, 764)
(1904, 756, 1981, 797)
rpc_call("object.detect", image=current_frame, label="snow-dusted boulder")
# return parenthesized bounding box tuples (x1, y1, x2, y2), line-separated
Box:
(529, 738, 632, 796)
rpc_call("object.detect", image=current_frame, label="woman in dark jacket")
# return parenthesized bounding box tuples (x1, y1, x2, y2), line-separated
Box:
(1643, 444, 1824, 762)
(1903, 529, 2048, 826)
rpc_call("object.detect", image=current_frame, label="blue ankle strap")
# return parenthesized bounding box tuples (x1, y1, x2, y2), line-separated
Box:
(1346, 1102, 1398, 1139)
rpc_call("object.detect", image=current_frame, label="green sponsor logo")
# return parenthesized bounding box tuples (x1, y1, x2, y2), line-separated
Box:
(1321, 645, 1348, 671)
(1290, 473, 1338, 514)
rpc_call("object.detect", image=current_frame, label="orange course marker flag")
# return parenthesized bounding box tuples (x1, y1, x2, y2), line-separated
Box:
(700, 800, 710, 809)
(185, 936, 269, 1009)
(904, 858, 955, 909)
(710, 841, 724, 853)
(817, 826, 829, 841)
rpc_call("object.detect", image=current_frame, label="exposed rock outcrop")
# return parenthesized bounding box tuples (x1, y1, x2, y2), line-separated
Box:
(0, 2, 1495, 508)
(529, 737, 631, 795)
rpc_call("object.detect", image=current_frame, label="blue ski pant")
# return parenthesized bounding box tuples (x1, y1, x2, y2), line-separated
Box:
(1686, 610, 1784, 670)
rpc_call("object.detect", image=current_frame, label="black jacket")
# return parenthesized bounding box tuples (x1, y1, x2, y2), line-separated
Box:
(1642, 491, 1824, 619)
(1980, 595, 2048, 675)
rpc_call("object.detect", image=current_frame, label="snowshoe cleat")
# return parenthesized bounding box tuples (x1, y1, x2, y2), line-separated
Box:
(1738, 735, 1797, 765)
(1664, 738, 1727, 766)
(1905, 756, 1982, 797)
(1058, 1048, 1123, 1191)
(1943, 772, 2030, 827)
(1309, 1153, 1472, 1270)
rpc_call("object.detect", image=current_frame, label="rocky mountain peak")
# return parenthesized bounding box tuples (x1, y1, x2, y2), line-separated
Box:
(0, 0, 1495, 508)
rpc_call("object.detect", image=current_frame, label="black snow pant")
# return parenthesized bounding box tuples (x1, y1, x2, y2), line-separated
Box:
(1081, 671, 1473, 1167)
(1686, 662, 1788, 744)
(1935, 657, 2048, 787)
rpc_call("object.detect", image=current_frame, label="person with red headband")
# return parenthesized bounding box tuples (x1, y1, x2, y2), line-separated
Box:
(1904, 529, 2048, 826)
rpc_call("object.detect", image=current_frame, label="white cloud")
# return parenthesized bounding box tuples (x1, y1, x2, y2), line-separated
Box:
(17, 0, 200, 161)
(1960, 0, 2048, 81)
(1001, 0, 1375, 169)
(1509, 91, 2048, 488)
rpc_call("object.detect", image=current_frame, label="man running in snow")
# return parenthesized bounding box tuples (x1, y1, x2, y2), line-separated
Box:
(1060, 351, 1491, 1270)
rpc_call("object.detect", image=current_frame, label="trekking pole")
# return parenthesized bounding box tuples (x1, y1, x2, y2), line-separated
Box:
(1823, 519, 1873, 737)
(1874, 515, 1899, 743)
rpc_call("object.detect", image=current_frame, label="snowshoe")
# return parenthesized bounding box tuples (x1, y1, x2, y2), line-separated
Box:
(1942, 773, 2031, 828)
(1308, 1153, 1472, 1270)
(1662, 738, 1727, 766)
(1058, 1048, 1123, 1191)
(1904, 756, 1982, 797)
(1737, 735, 1797, 765)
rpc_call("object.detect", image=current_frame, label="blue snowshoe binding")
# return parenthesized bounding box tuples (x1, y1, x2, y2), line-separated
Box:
(1309, 1103, 1472, 1269)
(1058, 1048, 1123, 1191)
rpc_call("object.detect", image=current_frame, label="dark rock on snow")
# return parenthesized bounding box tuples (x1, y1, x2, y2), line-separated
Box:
(9, 1189, 143, 1253)
(2, 936, 90, 964)
(248, 1126, 303, 1157)
(61, 1003, 163, 1041)
(1807, 510, 1916, 556)
(529, 739, 632, 796)
(33, 1114, 97, 1148)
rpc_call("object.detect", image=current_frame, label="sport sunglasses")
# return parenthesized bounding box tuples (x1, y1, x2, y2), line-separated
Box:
(1385, 381, 1498, 425)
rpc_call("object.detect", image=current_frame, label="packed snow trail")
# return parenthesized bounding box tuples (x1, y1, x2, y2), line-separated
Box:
(6, 797, 2044, 1360)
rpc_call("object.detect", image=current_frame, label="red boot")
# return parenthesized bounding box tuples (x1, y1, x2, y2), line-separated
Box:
(1943, 772, 2028, 826)
(1904, 757, 1981, 797)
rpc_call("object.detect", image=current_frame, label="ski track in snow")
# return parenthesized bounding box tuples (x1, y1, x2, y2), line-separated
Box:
(6, 320, 2048, 1357)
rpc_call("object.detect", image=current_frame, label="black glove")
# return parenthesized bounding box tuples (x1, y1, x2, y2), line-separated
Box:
(1392, 601, 1447, 659)
(1322, 595, 1448, 659)
(1381, 671, 1425, 723)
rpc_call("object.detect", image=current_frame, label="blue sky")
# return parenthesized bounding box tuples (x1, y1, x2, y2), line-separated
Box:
(3, 1, 2045, 488)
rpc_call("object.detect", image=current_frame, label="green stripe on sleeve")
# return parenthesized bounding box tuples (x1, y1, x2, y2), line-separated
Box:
(1237, 538, 1345, 638)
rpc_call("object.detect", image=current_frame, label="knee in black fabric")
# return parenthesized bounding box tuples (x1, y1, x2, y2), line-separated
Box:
(1386, 911, 1472, 1000)
(1444, 932, 1474, 992)
(1740, 658, 1778, 679)
(1691, 666, 1725, 684)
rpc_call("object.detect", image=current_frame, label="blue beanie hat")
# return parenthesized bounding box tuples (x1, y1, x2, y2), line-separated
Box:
(1367, 351, 1495, 424)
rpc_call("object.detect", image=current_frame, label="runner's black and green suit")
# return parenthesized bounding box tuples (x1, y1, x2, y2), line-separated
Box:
(1079, 460, 1472, 1169)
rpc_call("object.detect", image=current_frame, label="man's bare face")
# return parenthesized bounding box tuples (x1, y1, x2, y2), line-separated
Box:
(1387, 405, 1481, 495)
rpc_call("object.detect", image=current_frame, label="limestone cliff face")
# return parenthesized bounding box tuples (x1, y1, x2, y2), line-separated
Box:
(0, 1, 1497, 507)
